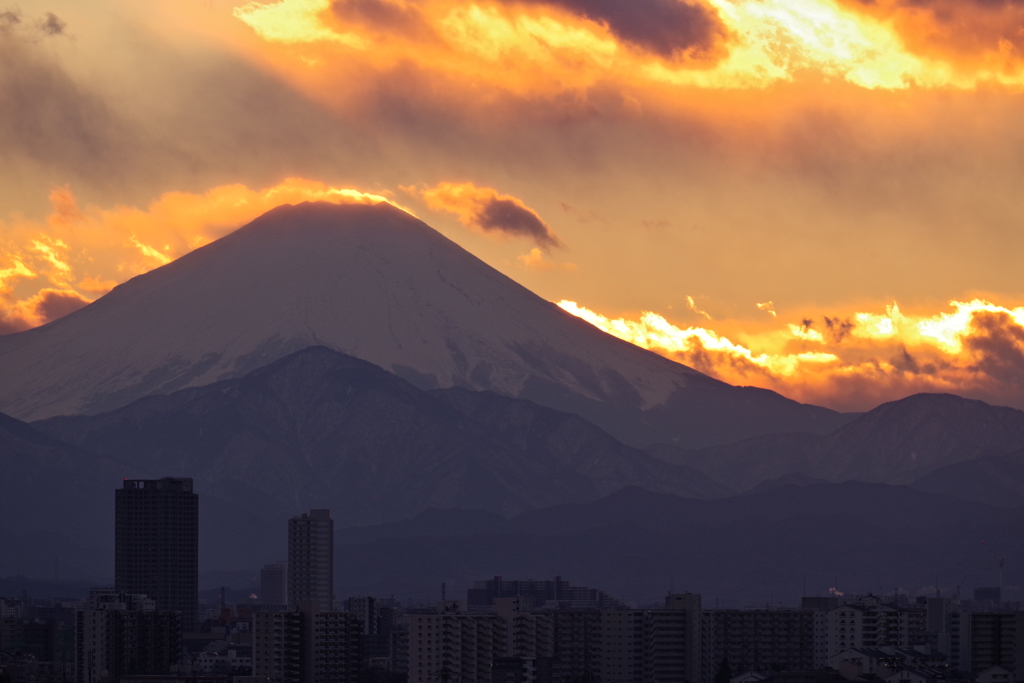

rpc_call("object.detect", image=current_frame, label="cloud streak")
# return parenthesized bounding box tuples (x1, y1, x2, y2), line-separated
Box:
(421, 182, 564, 250)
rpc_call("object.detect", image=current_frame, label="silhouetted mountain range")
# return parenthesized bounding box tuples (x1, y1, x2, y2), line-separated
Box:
(654, 393, 1024, 489)
(4, 354, 1023, 601)
(912, 449, 1024, 508)
(33, 346, 728, 528)
(0, 412, 134, 578)
(326, 484, 1023, 604)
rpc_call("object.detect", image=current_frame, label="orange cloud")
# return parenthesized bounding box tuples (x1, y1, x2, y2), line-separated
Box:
(836, 0, 1024, 76)
(0, 179, 407, 334)
(686, 295, 712, 320)
(0, 288, 90, 335)
(228, 0, 1024, 100)
(518, 247, 578, 272)
(421, 182, 564, 250)
(558, 299, 1024, 412)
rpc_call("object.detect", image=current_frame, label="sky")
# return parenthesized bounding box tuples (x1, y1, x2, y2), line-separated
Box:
(2, 0, 1024, 412)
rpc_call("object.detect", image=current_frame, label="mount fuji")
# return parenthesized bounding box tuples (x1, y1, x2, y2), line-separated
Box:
(0, 201, 847, 447)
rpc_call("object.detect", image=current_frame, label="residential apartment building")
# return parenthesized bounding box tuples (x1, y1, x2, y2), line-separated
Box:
(252, 605, 361, 683)
(74, 589, 181, 683)
(707, 609, 816, 675)
(407, 605, 506, 683)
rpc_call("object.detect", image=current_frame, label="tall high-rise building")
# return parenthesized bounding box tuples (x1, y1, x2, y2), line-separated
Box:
(115, 478, 198, 630)
(287, 509, 333, 611)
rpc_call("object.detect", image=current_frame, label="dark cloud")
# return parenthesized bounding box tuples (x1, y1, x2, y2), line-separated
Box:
(965, 310, 1024, 383)
(896, 0, 1024, 8)
(891, 345, 921, 374)
(0, 15, 140, 186)
(0, 289, 89, 336)
(34, 289, 88, 323)
(0, 13, 386, 213)
(475, 198, 564, 250)
(0, 9, 67, 38)
(0, 10, 20, 29)
(514, 0, 726, 58)
(331, 0, 432, 37)
(824, 316, 854, 343)
(39, 13, 66, 36)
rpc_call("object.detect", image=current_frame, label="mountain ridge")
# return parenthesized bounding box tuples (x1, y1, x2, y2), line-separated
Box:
(33, 345, 728, 527)
(657, 392, 1024, 489)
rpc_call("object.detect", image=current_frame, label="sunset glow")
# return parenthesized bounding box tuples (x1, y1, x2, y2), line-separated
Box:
(559, 299, 1024, 412)
(5, 0, 1024, 414)
(230, 0, 1024, 92)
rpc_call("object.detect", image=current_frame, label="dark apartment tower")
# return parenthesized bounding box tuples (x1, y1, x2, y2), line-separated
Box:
(288, 509, 333, 611)
(261, 563, 288, 606)
(115, 478, 199, 630)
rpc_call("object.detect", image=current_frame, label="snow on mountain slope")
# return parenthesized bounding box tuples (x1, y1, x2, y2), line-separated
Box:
(0, 202, 843, 446)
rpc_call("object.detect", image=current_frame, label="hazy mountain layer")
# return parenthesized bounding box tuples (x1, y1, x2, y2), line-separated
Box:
(0, 201, 846, 448)
(34, 346, 727, 527)
(0, 412, 136, 579)
(0, 411, 285, 579)
(327, 484, 1023, 605)
(652, 393, 1024, 489)
(912, 449, 1024, 507)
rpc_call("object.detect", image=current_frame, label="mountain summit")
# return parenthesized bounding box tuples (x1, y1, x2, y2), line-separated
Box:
(0, 201, 845, 446)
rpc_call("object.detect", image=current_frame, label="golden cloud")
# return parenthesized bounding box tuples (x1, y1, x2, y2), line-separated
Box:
(518, 247, 578, 272)
(559, 299, 1024, 412)
(230, 0, 1024, 97)
(836, 0, 1024, 74)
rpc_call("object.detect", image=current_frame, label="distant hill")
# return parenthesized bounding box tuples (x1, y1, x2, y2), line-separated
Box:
(912, 449, 1024, 507)
(0, 411, 133, 579)
(652, 394, 1024, 489)
(34, 346, 728, 529)
(0, 410, 276, 580)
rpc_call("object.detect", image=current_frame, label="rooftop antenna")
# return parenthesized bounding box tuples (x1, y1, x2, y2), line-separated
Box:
(441, 583, 446, 601)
